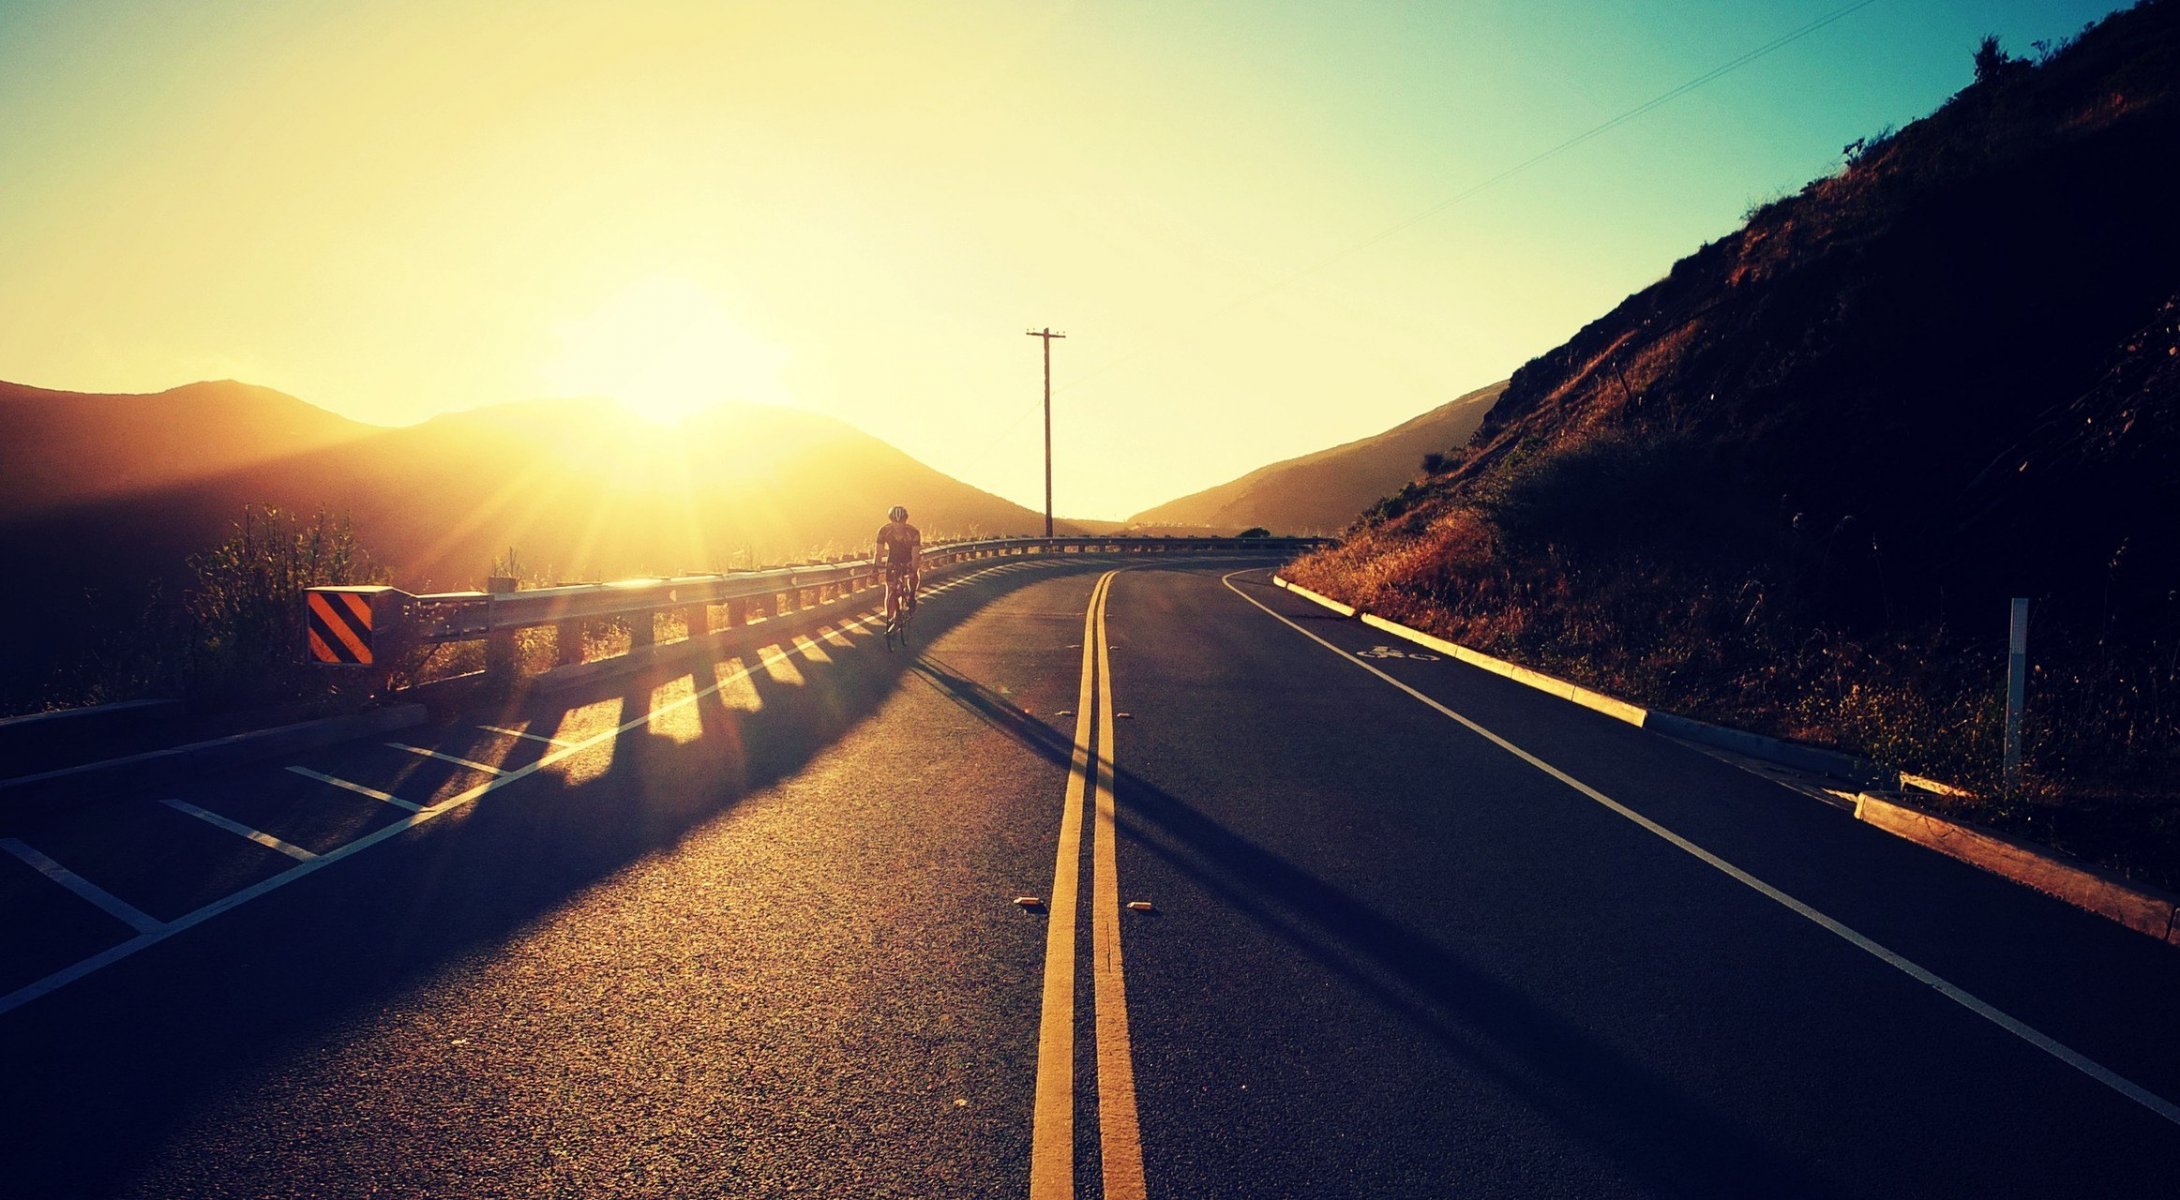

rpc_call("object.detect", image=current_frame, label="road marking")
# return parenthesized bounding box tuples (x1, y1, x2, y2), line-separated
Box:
(158, 798, 317, 862)
(1029, 568, 1149, 1199)
(1222, 570, 2180, 1129)
(1029, 570, 1104, 1200)
(384, 742, 509, 775)
(477, 724, 575, 746)
(1091, 573, 1149, 1200)
(285, 767, 423, 812)
(1356, 644, 1438, 661)
(0, 557, 1094, 1020)
(0, 838, 164, 934)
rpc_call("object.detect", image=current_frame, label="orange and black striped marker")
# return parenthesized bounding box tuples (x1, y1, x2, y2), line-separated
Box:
(307, 589, 375, 665)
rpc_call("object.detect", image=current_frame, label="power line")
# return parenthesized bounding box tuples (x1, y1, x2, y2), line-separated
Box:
(1057, 0, 1886, 394)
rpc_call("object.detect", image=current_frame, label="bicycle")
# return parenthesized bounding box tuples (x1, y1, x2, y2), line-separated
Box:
(883, 565, 919, 651)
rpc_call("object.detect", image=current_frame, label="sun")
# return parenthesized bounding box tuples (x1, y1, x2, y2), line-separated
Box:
(543, 277, 792, 423)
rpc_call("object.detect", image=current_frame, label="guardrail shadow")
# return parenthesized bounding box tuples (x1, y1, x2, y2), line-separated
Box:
(0, 557, 1099, 1198)
(891, 651, 1835, 1199)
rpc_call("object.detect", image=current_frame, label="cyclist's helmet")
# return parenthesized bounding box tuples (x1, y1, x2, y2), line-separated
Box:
(889, 505, 908, 522)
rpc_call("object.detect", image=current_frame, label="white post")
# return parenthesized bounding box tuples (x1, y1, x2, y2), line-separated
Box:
(2003, 597, 2029, 793)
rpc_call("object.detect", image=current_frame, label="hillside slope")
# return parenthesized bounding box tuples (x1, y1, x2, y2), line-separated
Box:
(0, 380, 374, 515)
(0, 385, 1063, 710)
(1127, 380, 1506, 533)
(1289, 1, 2180, 856)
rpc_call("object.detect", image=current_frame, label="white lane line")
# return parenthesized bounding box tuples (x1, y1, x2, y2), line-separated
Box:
(1221, 570, 2180, 1129)
(477, 725, 575, 746)
(0, 562, 1098, 1020)
(158, 799, 317, 862)
(285, 767, 423, 812)
(1, 605, 888, 1018)
(0, 838, 164, 934)
(384, 742, 509, 776)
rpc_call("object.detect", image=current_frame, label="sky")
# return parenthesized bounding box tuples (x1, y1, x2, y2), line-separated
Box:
(0, 0, 2127, 519)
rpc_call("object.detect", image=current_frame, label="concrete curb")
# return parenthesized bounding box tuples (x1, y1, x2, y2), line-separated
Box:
(1644, 711, 1885, 786)
(0, 698, 182, 734)
(1269, 574, 2177, 946)
(1275, 573, 1887, 782)
(0, 705, 428, 813)
(1854, 792, 2180, 945)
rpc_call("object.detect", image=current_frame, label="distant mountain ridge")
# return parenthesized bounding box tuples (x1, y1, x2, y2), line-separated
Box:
(0, 379, 373, 514)
(1126, 380, 1507, 533)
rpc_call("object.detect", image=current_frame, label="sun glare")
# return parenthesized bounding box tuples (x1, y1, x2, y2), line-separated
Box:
(543, 278, 792, 423)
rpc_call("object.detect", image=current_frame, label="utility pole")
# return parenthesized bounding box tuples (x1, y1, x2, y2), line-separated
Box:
(1026, 327, 1066, 537)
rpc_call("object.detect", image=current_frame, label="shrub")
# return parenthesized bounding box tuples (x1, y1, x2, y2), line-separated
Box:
(1972, 35, 2022, 86)
(183, 506, 389, 705)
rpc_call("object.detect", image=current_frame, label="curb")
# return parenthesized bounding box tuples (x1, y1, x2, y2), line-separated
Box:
(1273, 575, 1877, 776)
(0, 698, 182, 734)
(1269, 574, 2178, 946)
(1853, 792, 2180, 945)
(0, 705, 428, 814)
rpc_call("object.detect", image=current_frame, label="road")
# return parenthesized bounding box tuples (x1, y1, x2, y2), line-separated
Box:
(2, 557, 2177, 1198)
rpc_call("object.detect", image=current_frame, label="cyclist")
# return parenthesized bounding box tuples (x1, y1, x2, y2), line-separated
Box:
(875, 504, 922, 638)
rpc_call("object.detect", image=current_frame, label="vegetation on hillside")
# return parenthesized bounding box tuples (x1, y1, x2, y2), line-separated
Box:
(29, 506, 390, 717)
(1291, 1, 2180, 884)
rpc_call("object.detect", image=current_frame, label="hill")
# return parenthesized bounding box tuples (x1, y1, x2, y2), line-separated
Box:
(0, 384, 1064, 711)
(1287, 1, 2180, 876)
(1126, 380, 1506, 533)
(0, 380, 374, 515)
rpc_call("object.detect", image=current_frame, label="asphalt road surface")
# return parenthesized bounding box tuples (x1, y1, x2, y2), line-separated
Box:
(2, 557, 2178, 1198)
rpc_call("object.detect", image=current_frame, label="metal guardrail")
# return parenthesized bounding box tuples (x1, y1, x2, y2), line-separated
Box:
(306, 535, 1332, 686)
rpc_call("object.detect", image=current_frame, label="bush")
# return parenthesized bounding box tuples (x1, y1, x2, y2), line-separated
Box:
(1972, 35, 2024, 86)
(1475, 430, 1720, 551)
(183, 506, 389, 705)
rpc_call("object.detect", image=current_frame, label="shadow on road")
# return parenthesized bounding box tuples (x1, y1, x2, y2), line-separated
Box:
(902, 636, 1836, 1199)
(0, 560, 1090, 1199)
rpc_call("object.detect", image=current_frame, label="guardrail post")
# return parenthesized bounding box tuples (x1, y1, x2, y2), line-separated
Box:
(630, 608, 655, 652)
(556, 619, 583, 667)
(486, 576, 520, 685)
(726, 598, 749, 628)
(685, 601, 710, 641)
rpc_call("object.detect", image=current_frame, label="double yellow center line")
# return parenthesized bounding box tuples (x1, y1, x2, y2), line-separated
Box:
(1030, 569, 1148, 1200)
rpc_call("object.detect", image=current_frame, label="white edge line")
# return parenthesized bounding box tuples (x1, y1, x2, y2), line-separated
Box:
(477, 725, 574, 747)
(286, 766, 422, 811)
(383, 742, 509, 776)
(1220, 569, 2180, 1129)
(0, 557, 1085, 1020)
(0, 838, 165, 934)
(1, 607, 891, 1018)
(157, 798, 317, 862)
